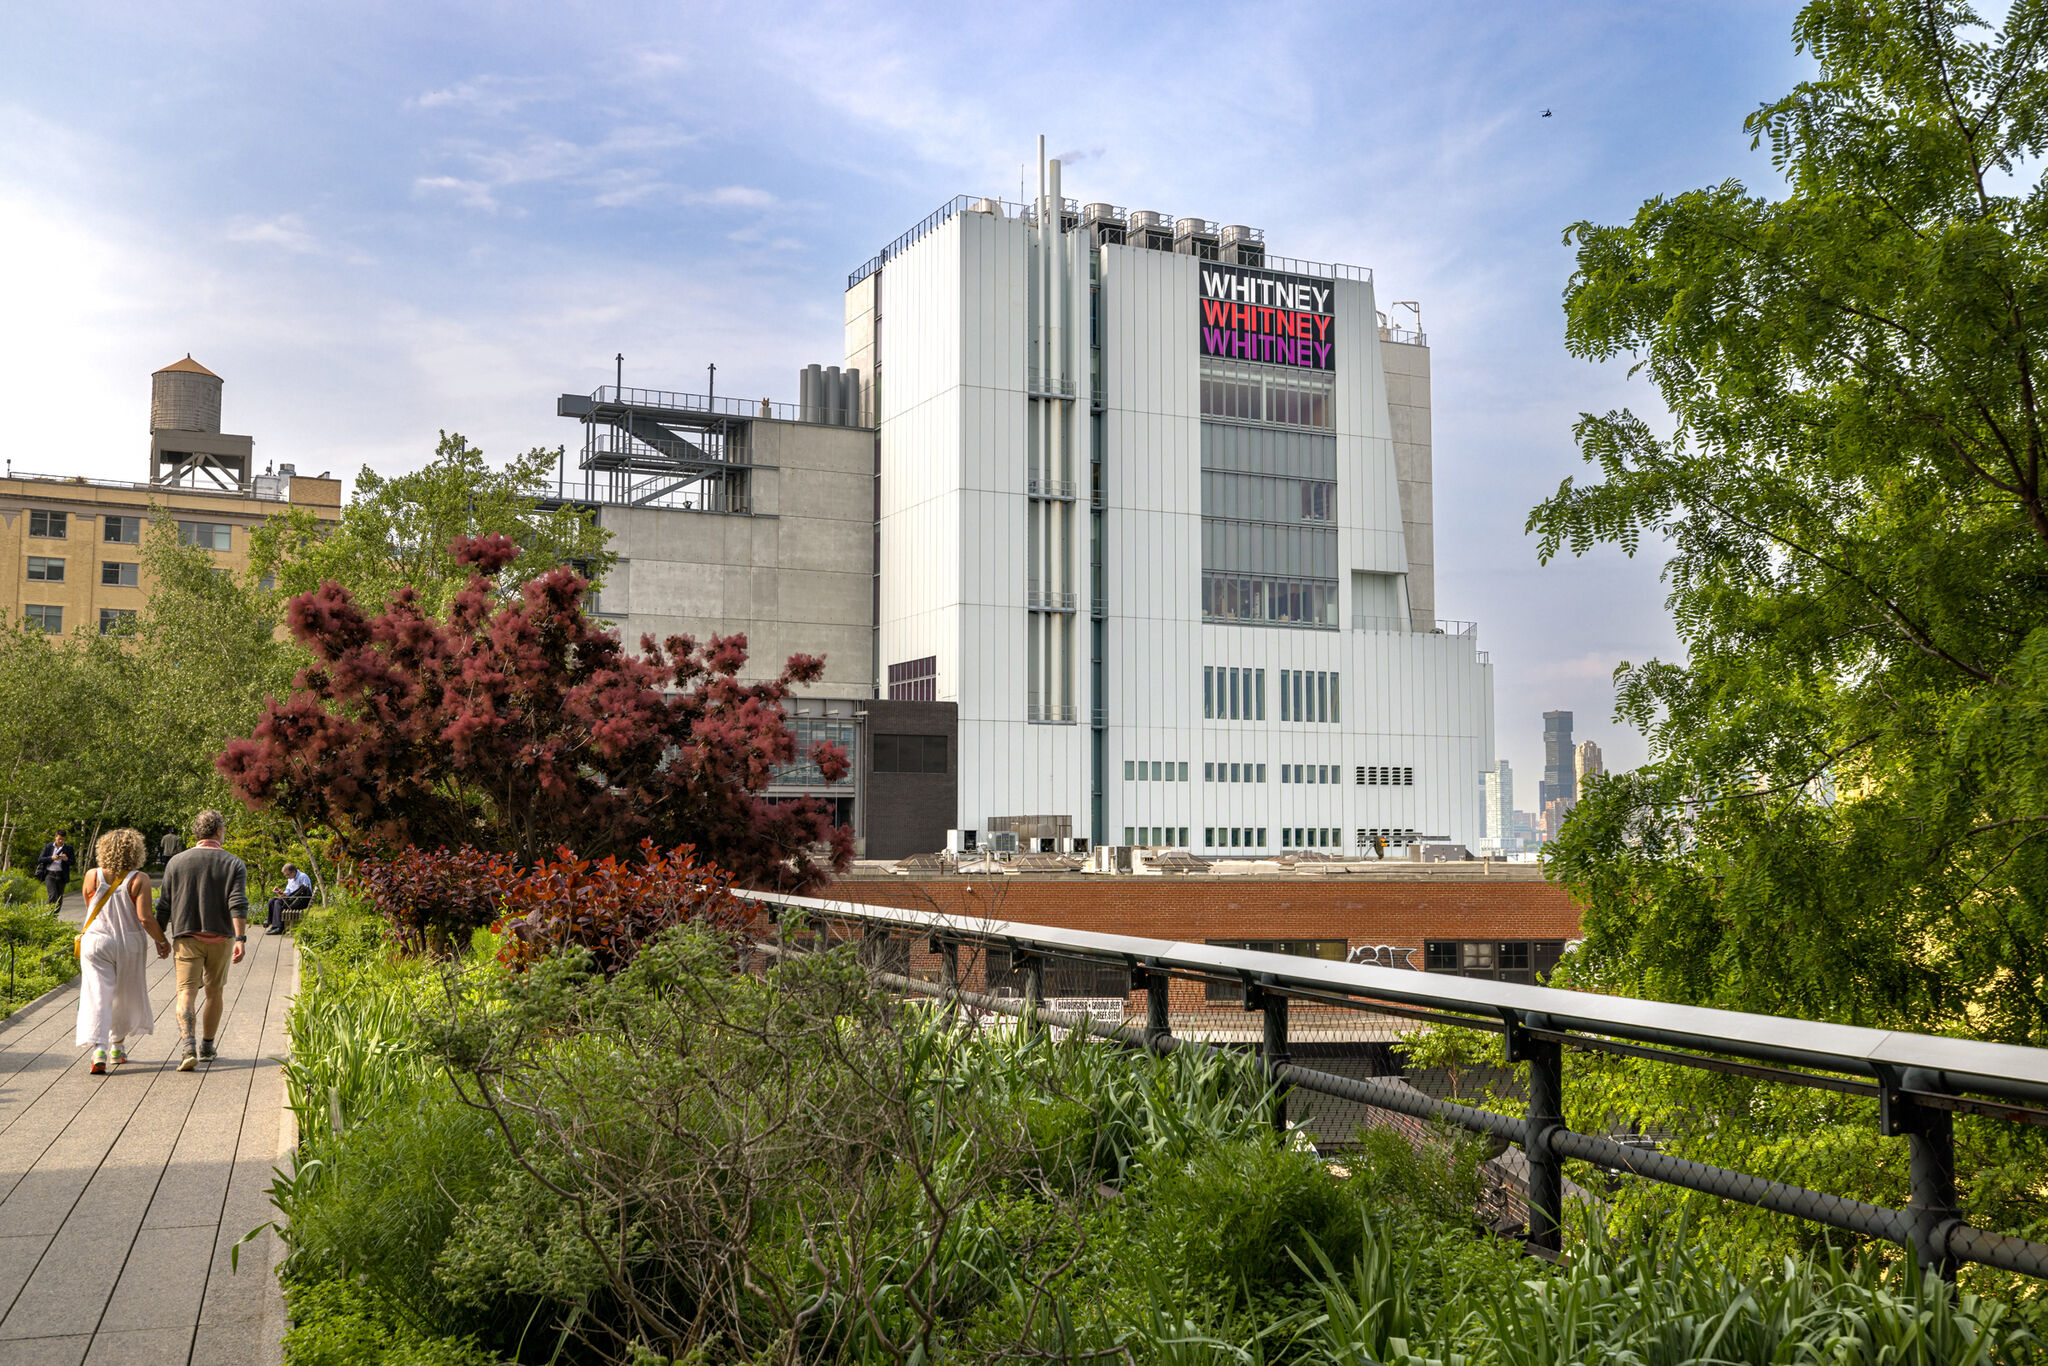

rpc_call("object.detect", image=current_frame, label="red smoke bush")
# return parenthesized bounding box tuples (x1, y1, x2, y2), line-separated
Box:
(219, 535, 850, 889)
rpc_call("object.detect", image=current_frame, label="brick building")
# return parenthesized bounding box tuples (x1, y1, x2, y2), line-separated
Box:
(812, 858, 1582, 1015)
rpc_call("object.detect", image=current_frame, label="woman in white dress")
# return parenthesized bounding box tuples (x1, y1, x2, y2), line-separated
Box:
(75, 828, 171, 1074)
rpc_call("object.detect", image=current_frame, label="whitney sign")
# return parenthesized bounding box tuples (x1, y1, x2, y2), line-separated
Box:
(1198, 264, 1334, 371)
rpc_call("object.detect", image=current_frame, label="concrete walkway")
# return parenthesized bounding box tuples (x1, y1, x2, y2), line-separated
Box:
(0, 908, 297, 1366)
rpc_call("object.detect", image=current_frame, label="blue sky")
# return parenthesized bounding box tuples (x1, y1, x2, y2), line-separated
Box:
(0, 2, 1815, 795)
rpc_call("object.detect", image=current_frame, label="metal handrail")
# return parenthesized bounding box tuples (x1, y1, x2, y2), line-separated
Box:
(589, 385, 800, 423)
(740, 889, 2048, 1279)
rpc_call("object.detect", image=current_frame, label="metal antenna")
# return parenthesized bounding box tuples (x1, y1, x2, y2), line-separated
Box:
(707, 362, 716, 404)
(615, 352, 623, 394)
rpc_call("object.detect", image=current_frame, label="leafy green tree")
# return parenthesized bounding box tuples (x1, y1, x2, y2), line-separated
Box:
(248, 433, 614, 618)
(1534, 0, 2048, 1256)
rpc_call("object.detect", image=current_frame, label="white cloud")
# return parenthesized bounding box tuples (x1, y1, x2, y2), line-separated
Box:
(412, 175, 499, 211)
(223, 212, 319, 253)
(692, 185, 777, 209)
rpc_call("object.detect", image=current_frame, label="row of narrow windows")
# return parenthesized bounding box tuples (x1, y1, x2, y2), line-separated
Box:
(1203, 666, 1343, 723)
(1131, 761, 1418, 787)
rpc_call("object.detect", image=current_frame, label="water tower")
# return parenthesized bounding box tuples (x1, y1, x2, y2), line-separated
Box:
(149, 355, 254, 489)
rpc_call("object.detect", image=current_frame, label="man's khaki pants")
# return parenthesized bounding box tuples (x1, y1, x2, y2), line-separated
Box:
(174, 936, 232, 1042)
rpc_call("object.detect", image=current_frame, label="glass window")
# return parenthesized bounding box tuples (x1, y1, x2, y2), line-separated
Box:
(1125, 826, 1134, 845)
(101, 561, 139, 588)
(1125, 760, 1135, 780)
(1230, 763, 1241, 782)
(1205, 762, 1215, 782)
(1178, 826, 1188, 846)
(774, 718, 859, 785)
(1332, 672, 1341, 723)
(1256, 763, 1266, 782)
(103, 515, 141, 544)
(1256, 828, 1266, 847)
(1228, 668, 1240, 719)
(1178, 761, 1188, 782)
(25, 556, 63, 583)
(1151, 760, 1163, 781)
(177, 521, 233, 552)
(873, 733, 945, 774)
(1204, 827, 1214, 847)
(24, 605, 61, 632)
(27, 510, 67, 539)
(1255, 668, 1266, 719)
(98, 608, 137, 636)
(1204, 666, 1213, 718)
(1231, 828, 1241, 847)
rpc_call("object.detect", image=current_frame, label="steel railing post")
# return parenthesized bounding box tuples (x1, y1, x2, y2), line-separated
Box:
(934, 935, 960, 1025)
(1507, 1013, 1564, 1252)
(1022, 953, 1044, 1038)
(1140, 968, 1171, 1053)
(1247, 983, 1290, 1133)
(1882, 1068, 1961, 1281)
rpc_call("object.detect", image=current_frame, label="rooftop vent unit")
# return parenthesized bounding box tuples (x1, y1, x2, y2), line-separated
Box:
(1219, 224, 1266, 267)
(1174, 217, 1220, 260)
(969, 197, 1003, 215)
(1127, 210, 1173, 251)
(1082, 202, 1126, 247)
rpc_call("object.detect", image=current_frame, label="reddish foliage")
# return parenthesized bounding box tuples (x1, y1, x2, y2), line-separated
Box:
(354, 845, 511, 954)
(218, 536, 851, 889)
(493, 841, 751, 976)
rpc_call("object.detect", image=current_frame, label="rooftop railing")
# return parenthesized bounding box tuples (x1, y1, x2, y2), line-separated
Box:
(739, 889, 2048, 1280)
(4, 470, 295, 503)
(849, 196, 1373, 289)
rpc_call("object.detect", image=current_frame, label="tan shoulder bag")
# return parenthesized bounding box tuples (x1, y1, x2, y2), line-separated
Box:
(74, 877, 121, 960)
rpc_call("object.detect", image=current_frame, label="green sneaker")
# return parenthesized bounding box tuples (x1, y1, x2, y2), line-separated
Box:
(111, 1044, 129, 1066)
(90, 1048, 108, 1076)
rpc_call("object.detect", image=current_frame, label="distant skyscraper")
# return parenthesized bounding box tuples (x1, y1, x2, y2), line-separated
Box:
(1484, 760, 1512, 839)
(1574, 739, 1604, 789)
(1543, 710, 1575, 808)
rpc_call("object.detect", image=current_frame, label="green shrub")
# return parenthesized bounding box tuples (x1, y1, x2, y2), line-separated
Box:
(282, 1271, 500, 1366)
(0, 899, 75, 1017)
(0, 869, 46, 904)
(1136, 1130, 1365, 1300)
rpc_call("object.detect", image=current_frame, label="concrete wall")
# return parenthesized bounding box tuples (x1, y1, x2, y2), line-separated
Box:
(594, 415, 875, 691)
(861, 699, 959, 859)
(1381, 339, 1434, 630)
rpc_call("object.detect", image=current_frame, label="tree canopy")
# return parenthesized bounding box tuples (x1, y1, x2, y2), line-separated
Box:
(219, 536, 852, 888)
(1538, 0, 2048, 1047)
(249, 432, 614, 619)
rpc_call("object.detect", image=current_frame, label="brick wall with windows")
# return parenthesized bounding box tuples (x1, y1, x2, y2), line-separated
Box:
(818, 868, 1582, 1012)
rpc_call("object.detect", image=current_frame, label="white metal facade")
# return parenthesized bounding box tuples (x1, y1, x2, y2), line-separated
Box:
(855, 203, 1494, 853)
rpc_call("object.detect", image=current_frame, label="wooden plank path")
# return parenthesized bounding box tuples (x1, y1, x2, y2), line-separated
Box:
(0, 901, 297, 1366)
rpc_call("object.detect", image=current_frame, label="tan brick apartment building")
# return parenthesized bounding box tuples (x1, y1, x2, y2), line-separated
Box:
(2, 358, 341, 634)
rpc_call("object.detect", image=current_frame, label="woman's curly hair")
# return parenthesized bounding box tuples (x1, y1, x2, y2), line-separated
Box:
(96, 828, 146, 886)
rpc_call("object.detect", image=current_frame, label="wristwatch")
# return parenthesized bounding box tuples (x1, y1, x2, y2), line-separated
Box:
(235, 935, 247, 942)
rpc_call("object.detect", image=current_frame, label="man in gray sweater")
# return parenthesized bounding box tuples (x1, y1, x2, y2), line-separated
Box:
(157, 809, 249, 1071)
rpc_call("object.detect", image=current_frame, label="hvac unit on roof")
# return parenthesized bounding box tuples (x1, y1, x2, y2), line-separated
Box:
(1127, 210, 1174, 251)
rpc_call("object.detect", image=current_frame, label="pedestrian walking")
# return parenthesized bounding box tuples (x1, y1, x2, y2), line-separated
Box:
(157, 829, 182, 868)
(157, 809, 248, 1071)
(74, 829, 171, 1074)
(34, 831, 75, 910)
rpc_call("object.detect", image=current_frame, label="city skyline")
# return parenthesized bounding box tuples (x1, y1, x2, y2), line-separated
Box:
(0, 3, 1817, 786)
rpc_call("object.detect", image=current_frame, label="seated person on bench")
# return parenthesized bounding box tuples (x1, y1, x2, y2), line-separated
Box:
(264, 864, 313, 935)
